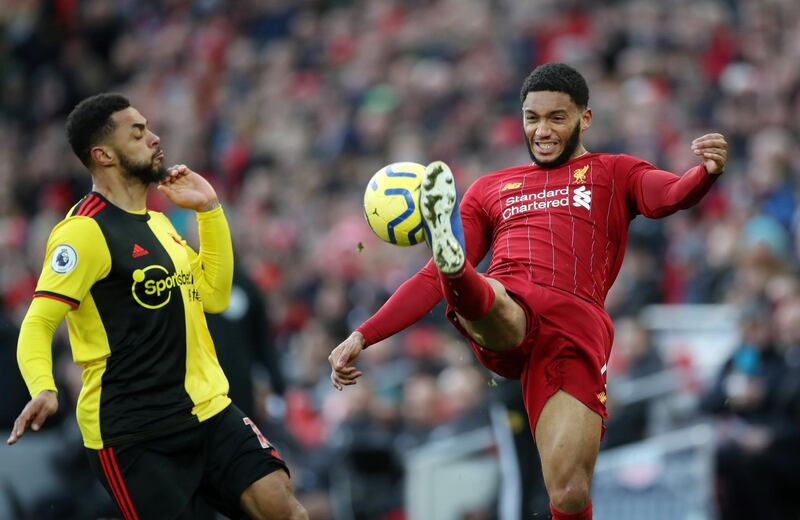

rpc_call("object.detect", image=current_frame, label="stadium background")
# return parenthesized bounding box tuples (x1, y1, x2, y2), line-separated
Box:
(0, 0, 799, 519)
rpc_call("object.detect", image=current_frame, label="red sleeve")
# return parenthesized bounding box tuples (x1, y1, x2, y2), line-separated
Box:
(619, 154, 720, 218)
(356, 259, 442, 347)
(356, 178, 492, 347)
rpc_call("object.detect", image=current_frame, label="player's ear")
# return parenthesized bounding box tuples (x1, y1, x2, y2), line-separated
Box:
(580, 107, 592, 131)
(90, 145, 114, 167)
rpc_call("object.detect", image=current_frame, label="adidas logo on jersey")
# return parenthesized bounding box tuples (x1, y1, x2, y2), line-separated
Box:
(132, 243, 149, 258)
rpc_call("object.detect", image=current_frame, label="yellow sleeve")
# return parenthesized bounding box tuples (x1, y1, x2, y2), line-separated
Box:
(20, 217, 110, 397)
(34, 217, 111, 307)
(185, 206, 233, 313)
(17, 297, 71, 396)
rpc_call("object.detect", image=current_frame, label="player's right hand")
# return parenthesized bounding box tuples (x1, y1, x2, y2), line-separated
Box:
(691, 133, 727, 175)
(7, 390, 58, 445)
(157, 164, 220, 212)
(329, 331, 365, 391)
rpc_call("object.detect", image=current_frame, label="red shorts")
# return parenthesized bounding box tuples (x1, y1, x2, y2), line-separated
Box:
(446, 277, 613, 437)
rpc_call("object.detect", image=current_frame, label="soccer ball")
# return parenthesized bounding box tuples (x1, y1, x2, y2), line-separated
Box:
(363, 162, 426, 246)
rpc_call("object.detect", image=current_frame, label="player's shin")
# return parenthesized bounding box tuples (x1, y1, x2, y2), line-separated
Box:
(439, 262, 496, 321)
(419, 160, 494, 321)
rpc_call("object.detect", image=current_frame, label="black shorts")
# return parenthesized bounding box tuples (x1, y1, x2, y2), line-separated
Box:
(86, 404, 289, 520)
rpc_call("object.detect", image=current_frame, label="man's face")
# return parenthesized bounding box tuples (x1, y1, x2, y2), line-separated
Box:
(522, 90, 591, 168)
(107, 107, 167, 184)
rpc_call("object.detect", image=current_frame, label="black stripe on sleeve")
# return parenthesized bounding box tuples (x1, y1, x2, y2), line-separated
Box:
(33, 291, 80, 309)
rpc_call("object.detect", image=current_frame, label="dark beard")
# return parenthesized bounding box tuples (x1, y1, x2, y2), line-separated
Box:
(528, 121, 582, 169)
(118, 152, 168, 185)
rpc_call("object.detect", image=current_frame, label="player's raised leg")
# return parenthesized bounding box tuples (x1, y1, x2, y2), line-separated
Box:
(420, 161, 526, 351)
(535, 390, 601, 519)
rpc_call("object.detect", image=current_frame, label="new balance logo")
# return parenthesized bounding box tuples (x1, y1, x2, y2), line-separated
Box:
(501, 182, 523, 191)
(572, 186, 592, 210)
(132, 244, 149, 258)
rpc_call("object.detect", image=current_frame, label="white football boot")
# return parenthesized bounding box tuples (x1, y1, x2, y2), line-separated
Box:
(420, 161, 466, 275)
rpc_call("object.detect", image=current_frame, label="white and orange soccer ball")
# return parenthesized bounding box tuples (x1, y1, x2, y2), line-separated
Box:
(363, 162, 426, 247)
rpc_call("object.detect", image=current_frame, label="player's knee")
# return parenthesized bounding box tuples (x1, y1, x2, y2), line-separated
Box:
(288, 501, 309, 520)
(243, 471, 309, 520)
(550, 479, 591, 513)
(250, 498, 308, 520)
(458, 279, 526, 351)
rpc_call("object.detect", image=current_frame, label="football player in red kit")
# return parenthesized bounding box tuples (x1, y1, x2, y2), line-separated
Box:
(329, 62, 727, 520)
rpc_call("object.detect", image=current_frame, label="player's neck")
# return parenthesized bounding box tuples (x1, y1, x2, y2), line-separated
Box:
(572, 146, 589, 160)
(557, 147, 590, 166)
(90, 169, 149, 213)
(532, 147, 591, 169)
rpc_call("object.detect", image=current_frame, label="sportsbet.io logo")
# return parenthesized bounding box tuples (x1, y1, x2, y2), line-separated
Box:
(131, 265, 194, 309)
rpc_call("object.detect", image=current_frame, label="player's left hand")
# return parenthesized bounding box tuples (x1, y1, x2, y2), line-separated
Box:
(158, 164, 220, 212)
(7, 390, 58, 445)
(329, 332, 365, 391)
(691, 133, 727, 175)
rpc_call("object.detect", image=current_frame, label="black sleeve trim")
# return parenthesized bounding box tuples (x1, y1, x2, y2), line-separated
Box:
(33, 291, 80, 309)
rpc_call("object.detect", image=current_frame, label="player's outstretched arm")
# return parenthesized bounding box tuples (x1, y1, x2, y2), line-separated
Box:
(7, 390, 58, 445)
(329, 331, 365, 391)
(328, 262, 443, 390)
(631, 132, 728, 218)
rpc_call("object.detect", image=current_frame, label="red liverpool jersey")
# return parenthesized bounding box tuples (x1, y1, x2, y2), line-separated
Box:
(358, 153, 718, 345)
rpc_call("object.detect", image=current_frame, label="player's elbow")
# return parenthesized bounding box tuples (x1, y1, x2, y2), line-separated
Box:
(202, 291, 230, 314)
(643, 204, 680, 219)
(204, 304, 226, 314)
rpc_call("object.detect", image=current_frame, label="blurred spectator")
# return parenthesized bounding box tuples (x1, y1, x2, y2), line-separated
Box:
(489, 378, 550, 519)
(327, 380, 403, 520)
(395, 372, 440, 452)
(700, 302, 790, 520)
(754, 296, 800, 519)
(430, 364, 490, 440)
(605, 242, 663, 318)
(604, 316, 665, 449)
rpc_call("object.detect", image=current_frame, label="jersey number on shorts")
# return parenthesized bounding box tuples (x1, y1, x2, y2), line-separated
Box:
(243, 417, 270, 449)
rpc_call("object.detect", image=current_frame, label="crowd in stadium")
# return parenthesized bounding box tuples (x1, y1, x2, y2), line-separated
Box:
(1, 0, 799, 518)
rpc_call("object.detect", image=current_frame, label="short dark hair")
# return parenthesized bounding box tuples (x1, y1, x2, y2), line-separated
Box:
(519, 63, 589, 109)
(66, 93, 131, 167)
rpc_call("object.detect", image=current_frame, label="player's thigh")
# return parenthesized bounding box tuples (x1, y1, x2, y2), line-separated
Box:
(240, 469, 307, 520)
(457, 277, 528, 350)
(534, 389, 602, 491)
(200, 405, 299, 518)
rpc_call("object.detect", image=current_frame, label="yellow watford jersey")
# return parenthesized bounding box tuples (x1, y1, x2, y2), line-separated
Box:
(32, 192, 232, 449)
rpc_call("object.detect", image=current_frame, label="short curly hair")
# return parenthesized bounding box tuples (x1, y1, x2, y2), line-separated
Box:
(66, 93, 131, 167)
(519, 63, 589, 109)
